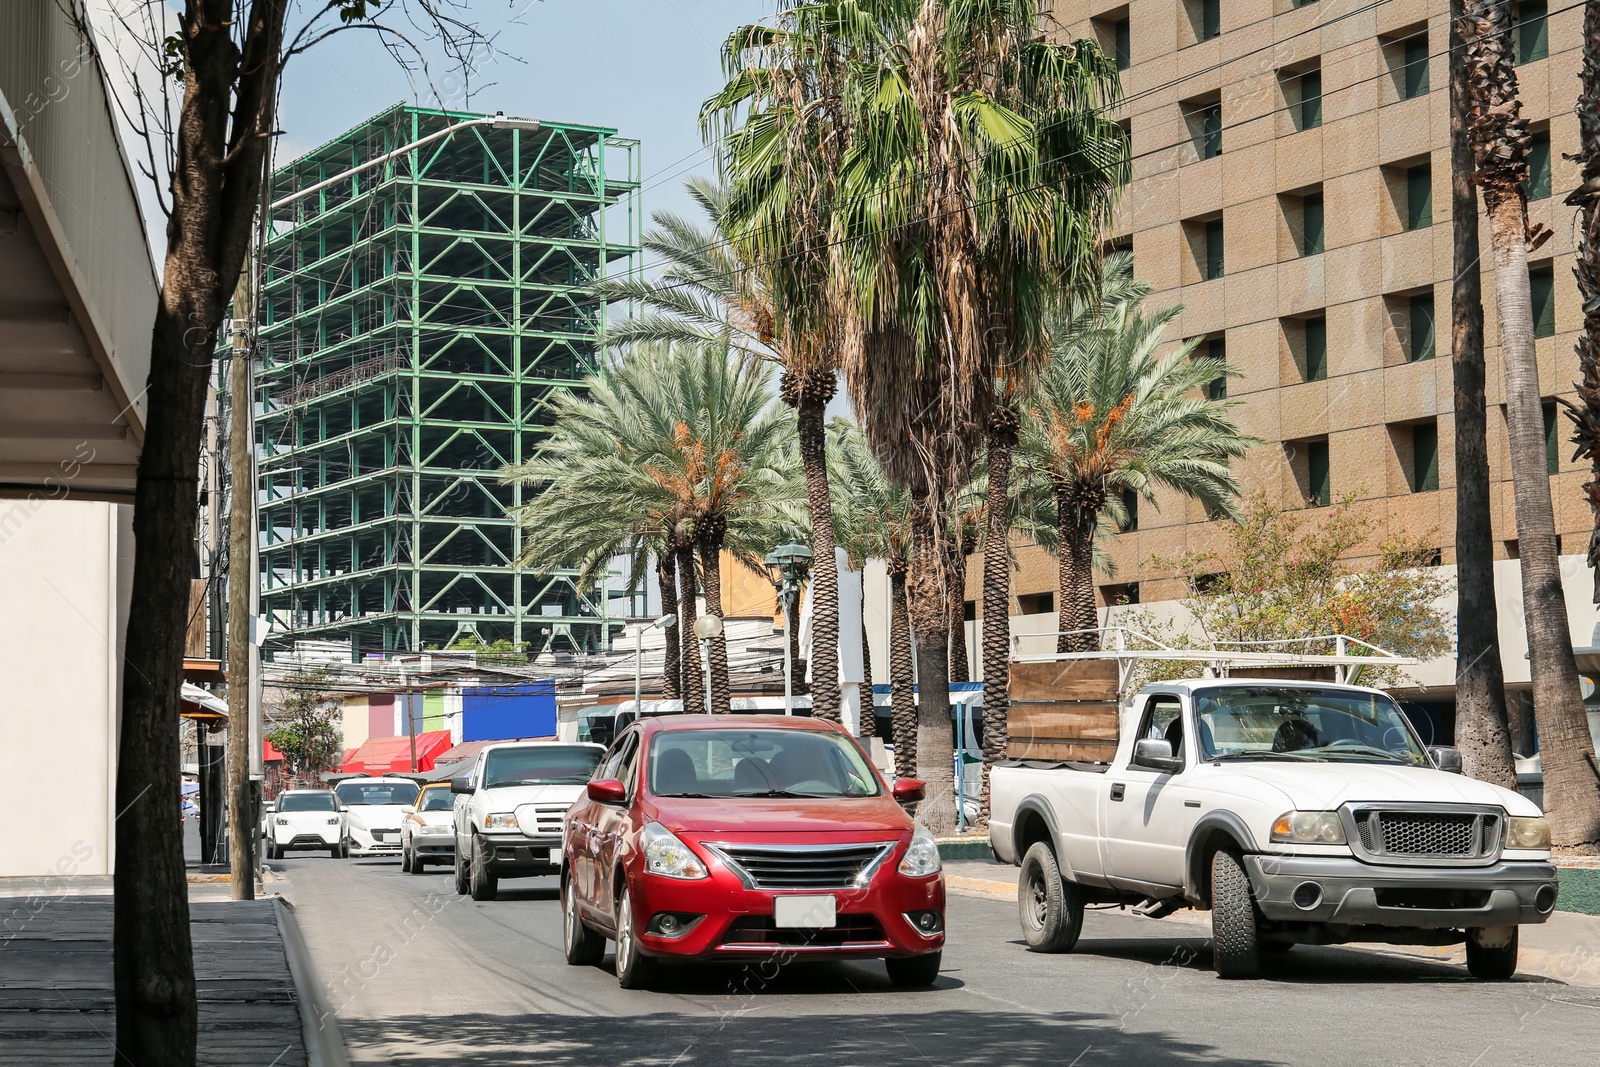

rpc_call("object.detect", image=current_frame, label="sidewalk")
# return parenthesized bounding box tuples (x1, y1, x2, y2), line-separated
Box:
(944, 859, 1600, 988)
(0, 882, 309, 1066)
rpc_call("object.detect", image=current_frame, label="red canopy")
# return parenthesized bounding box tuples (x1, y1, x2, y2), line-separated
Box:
(341, 731, 452, 774)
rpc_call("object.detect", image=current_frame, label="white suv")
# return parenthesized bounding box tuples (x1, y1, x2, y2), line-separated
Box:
(335, 776, 421, 858)
(264, 790, 346, 859)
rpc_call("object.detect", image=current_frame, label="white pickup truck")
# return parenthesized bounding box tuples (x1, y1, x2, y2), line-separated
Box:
(989, 677, 1559, 980)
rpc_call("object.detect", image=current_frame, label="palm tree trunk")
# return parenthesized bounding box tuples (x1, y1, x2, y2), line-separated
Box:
(655, 552, 682, 699)
(1450, 0, 1516, 788)
(698, 539, 733, 714)
(1467, 0, 1600, 848)
(948, 537, 971, 682)
(978, 416, 1017, 829)
(860, 611, 877, 738)
(1054, 486, 1101, 653)
(791, 381, 843, 722)
(1573, 0, 1600, 597)
(909, 493, 957, 834)
(675, 541, 705, 712)
(889, 564, 917, 777)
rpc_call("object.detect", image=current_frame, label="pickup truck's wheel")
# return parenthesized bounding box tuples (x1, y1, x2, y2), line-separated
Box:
(1210, 850, 1262, 979)
(469, 835, 499, 901)
(453, 843, 470, 895)
(562, 877, 605, 966)
(328, 842, 341, 859)
(1018, 842, 1083, 952)
(885, 952, 942, 987)
(1466, 926, 1519, 980)
(614, 884, 658, 989)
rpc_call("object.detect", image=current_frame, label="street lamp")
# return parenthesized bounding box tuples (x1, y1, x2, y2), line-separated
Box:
(634, 613, 678, 712)
(763, 542, 813, 716)
(693, 614, 723, 713)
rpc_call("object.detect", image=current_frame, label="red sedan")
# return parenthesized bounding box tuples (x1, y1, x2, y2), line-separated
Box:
(561, 715, 946, 989)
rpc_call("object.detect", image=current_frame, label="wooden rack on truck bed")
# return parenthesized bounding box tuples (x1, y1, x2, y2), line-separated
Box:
(1004, 628, 1417, 764)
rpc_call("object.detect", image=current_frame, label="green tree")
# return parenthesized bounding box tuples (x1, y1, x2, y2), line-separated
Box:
(593, 179, 850, 722)
(264, 670, 343, 786)
(1019, 273, 1253, 652)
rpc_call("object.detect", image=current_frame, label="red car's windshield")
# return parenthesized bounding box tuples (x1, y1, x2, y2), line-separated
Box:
(647, 728, 881, 799)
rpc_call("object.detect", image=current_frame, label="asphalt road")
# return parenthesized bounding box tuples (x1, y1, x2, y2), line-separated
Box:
(274, 854, 1600, 1067)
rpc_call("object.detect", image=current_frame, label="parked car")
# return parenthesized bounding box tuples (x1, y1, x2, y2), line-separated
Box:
(990, 677, 1558, 980)
(336, 776, 421, 858)
(451, 741, 607, 900)
(263, 789, 346, 859)
(402, 782, 457, 873)
(562, 715, 946, 990)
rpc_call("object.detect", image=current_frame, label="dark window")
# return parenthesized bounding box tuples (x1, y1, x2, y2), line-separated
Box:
(963, 600, 977, 621)
(1201, 335, 1227, 399)
(1204, 219, 1225, 279)
(1402, 34, 1429, 98)
(1194, 102, 1222, 159)
(1514, 0, 1549, 64)
(1405, 164, 1433, 229)
(1297, 68, 1322, 130)
(1305, 316, 1327, 381)
(1412, 423, 1439, 492)
(1118, 487, 1139, 532)
(1408, 294, 1435, 361)
(1299, 193, 1324, 256)
(1525, 129, 1551, 201)
(1018, 591, 1054, 615)
(1114, 17, 1131, 70)
(1195, 572, 1229, 594)
(1200, 0, 1220, 40)
(1308, 440, 1331, 507)
(1529, 264, 1555, 338)
(1543, 400, 1561, 473)
(1101, 582, 1141, 606)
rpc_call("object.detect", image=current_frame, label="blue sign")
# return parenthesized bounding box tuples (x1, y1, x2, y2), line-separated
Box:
(461, 681, 557, 742)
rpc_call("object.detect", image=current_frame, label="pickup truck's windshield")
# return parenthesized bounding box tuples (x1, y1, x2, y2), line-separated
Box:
(647, 729, 882, 798)
(1194, 687, 1427, 766)
(482, 746, 603, 788)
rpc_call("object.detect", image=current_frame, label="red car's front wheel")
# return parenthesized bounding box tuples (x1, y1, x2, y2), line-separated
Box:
(563, 877, 605, 966)
(614, 884, 658, 990)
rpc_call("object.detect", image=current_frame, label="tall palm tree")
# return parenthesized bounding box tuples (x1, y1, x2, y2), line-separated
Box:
(1021, 287, 1254, 652)
(830, 419, 917, 767)
(717, 0, 1128, 833)
(1463, 0, 1600, 847)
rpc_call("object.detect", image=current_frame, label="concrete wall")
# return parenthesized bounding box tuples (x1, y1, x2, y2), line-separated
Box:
(0, 499, 131, 876)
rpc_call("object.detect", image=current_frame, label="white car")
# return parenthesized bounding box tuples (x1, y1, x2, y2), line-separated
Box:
(451, 741, 605, 900)
(401, 782, 457, 873)
(263, 789, 346, 859)
(336, 776, 421, 858)
(990, 679, 1558, 980)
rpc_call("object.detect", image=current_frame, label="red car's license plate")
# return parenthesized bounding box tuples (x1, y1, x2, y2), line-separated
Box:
(774, 895, 837, 928)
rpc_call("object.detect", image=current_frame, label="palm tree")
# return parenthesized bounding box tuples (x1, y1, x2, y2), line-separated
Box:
(1463, 1, 1600, 848)
(830, 419, 918, 769)
(716, 0, 1128, 833)
(1020, 283, 1254, 653)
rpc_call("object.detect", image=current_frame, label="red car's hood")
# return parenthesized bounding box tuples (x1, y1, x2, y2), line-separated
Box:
(649, 795, 912, 836)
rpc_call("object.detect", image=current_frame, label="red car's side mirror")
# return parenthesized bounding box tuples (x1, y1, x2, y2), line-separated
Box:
(892, 778, 926, 803)
(587, 778, 626, 804)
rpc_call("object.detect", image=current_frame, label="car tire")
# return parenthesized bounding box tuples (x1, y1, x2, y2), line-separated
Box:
(453, 843, 470, 895)
(1018, 841, 1083, 953)
(1466, 926, 1519, 980)
(469, 836, 498, 901)
(1211, 850, 1262, 980)
(614, 884, 657, 990)
(407, 843, 426, 875)
(401, 842, 413, 873)
(328, 843, 340, 859)
(885, 952, 942, 987)
(339, 839, 350, 859)
(563, 877, 606, 966)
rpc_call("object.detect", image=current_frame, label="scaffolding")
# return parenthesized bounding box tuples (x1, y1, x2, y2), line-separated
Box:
(253, 104, 640, 657)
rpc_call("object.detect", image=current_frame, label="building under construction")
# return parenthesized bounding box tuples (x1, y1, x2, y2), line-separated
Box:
(255, 105, 639, 656)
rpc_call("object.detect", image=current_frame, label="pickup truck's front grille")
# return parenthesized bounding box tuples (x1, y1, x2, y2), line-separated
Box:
(706, 843, 894, 890)
(1348, 807, 1501, 864)
(513, 805, 568, 837)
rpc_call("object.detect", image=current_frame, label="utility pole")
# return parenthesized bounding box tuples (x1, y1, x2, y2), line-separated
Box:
(227, 267, 256, 900)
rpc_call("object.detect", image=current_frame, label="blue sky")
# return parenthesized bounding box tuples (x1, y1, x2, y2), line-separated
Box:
(276, 0, 775, 233)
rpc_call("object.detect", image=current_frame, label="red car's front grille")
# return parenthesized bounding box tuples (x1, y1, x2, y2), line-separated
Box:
(720, 914, 886, 948)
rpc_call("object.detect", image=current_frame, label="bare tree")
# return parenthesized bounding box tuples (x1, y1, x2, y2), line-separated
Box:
(1462, 0, 1600, 849)
(65, 2, 486, 1061)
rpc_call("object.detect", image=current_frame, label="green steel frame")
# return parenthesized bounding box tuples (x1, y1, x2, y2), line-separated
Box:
(255, 104, 639, 656)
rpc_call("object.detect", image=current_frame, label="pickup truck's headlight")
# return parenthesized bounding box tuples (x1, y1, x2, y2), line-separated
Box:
(483, 813, 518, 831)
(898, 825, 942, 877)
(642, 822, 707, 879)
(1270, 811, 1346, 845)
(1505, 816, 1551, 850)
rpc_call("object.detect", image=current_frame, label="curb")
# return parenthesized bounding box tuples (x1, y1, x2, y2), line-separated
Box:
(272, 896, 351, 1067)
(936, 838, 993, 862)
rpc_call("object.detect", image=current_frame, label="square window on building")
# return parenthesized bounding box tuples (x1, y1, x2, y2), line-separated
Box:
(1092, 9, 1132, 71)
(1408, 293, 1435, 361)
(1185, 0, 1221, 43)
(1308, 439, 1331, 507)
(1017, 591, 1054, 615)
(1100, 582, 1141, 606)
(1204, 218, 1224, 279)
(1305, 315, 1327, 381)
(1405, 163, 1433, 229)
(1529, 263, 1555, 338)
(1514, 0, 1549, 64)
(1383, 27, 1430, 100)
(1184, 98, 1222, 159)
(1403, 35, 1429, 97)
(1114, 15, 1131, 70)
(1195, 334, 1227, 398)
(1300, 192, 1324, 255)
(1411, 421, 1439, 492)
(1298, 68, 1322, 130)
(1525, 128, 1552, 201)
(1117, 487, 1139, 532)
(1543, 399, 1561, 473)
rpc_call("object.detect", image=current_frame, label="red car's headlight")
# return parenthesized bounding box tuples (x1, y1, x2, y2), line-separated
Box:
(642, 822, 708, 880)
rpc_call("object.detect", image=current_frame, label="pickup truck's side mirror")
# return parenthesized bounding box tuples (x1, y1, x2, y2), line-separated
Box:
(892, 778, 926, 803)
(449, 776, 473, 795)
(1132, 738, 1182, 773)
(1427, 746, 1463, 774)
(587, 777, 627, 805)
